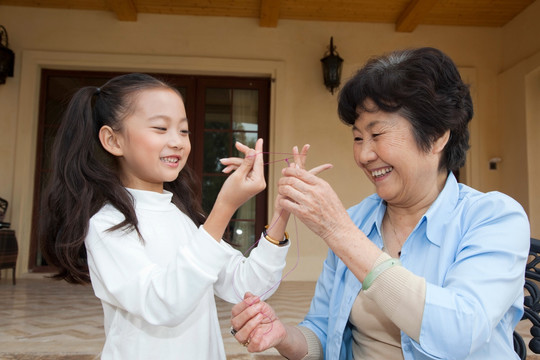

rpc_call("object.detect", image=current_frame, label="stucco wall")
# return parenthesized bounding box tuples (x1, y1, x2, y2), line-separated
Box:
(499, 0, 540, 238)
(0, 3, 537, 280)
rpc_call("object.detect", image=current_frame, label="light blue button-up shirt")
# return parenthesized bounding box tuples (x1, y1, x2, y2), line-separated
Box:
(299, 173, 530, 359)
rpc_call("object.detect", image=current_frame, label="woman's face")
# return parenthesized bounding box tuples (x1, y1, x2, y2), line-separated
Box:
(352, 99, 444, 207)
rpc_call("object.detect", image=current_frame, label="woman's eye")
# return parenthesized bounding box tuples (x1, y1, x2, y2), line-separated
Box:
(180, 130, 191, 135)
(153, 127, 166, 131)
(372, 133, 381, 138)
(354, 136, 363, 142)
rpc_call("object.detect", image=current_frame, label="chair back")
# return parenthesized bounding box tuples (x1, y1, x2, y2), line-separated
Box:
(0, 197, 7, 222)
(514, 237, 540, 358)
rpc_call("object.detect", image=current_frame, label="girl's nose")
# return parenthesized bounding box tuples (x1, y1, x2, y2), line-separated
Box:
(168, 132, 185, 149)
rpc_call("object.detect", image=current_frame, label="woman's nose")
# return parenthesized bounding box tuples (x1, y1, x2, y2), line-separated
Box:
(356, 140, 377, 164)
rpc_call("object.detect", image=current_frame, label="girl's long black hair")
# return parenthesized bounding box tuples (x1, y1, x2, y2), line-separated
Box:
(40, 73, 205, 284)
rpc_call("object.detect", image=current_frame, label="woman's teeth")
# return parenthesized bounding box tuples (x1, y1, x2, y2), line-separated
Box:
(372, 167, 393, 178)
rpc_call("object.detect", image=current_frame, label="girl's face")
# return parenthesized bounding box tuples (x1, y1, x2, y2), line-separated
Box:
(352, 99, 444, 208)
(114, 88, 191, 193)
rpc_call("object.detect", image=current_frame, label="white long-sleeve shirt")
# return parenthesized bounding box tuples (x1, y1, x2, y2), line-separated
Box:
(85, 188, 289, 359)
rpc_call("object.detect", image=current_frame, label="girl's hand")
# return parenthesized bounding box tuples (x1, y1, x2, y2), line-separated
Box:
(231, 292, 287, 352)
(217, 139, 266, 212)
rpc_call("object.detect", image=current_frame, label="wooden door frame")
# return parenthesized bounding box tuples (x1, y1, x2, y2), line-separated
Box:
(28, 70, 270, 272)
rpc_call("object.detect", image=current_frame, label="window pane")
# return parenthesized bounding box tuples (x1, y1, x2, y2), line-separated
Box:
(232, 132, 258, 158)
(233, 196, 256, 221)
(202, 175, 226, 214)
(205, 88, 231, 129)
(203, 131, 230, 173)
(232, 89, 259, 132)
(229, 220, 256, 254)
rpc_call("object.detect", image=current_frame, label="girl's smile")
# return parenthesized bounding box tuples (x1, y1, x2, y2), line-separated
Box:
(111, 88, 191, 193)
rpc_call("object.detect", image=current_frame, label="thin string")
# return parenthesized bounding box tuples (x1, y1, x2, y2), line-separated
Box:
(231, 209, 300, 302)
(230, 152, 304, 334)
(231, 152, 303, 301)
(245, 151, 306, 166)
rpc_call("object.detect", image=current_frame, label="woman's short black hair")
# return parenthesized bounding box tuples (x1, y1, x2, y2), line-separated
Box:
(338, 47, 473, 172)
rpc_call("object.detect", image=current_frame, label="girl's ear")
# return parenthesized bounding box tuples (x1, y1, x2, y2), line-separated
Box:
(99, 125, 123, 156)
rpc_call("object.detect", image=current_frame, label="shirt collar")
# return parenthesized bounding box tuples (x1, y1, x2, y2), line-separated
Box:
(423, 172, 459, 246)
(125, 187, 174, 211)
(361, 172, 459, 248)
(357, 198, 386, 249)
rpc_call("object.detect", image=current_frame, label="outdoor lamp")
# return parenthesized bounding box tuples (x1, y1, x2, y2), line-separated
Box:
(320, 37, 343, 94)
(0, 25, 15, 85)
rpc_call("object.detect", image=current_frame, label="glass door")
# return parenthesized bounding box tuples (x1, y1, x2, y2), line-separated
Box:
(30, 71, 270, 271)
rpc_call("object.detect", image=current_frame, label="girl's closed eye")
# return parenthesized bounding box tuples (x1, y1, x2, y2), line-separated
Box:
(180, 129, 191, 136)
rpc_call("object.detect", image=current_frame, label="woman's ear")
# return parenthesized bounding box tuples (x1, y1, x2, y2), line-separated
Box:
(432, 130, 451, 154)
(99, 125, 123, 156)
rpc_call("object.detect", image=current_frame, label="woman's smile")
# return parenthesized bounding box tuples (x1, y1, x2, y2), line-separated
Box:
(371, 166, 393, 180)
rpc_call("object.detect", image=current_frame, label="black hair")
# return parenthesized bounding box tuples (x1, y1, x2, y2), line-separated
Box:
(40, 73, 205, 284)
(338, 47, 473, 172)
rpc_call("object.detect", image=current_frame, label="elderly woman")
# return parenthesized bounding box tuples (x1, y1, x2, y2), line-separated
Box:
(230, 47, 530, 359)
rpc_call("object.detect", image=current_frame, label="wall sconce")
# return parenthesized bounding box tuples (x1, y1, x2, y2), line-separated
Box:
(320, 37, 343, 95)
(0, 25, 15, 85)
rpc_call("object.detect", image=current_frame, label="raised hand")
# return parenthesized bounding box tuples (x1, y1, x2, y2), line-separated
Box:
(277, 165, 348, 243)
(204, 139, 265, 241)
(217, 138, 266, 212)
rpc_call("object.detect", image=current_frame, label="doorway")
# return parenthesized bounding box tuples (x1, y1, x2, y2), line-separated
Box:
(29, 69, 270, 272)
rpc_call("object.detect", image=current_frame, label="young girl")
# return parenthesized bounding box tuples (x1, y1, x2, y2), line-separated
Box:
(40, 73, 310, 359)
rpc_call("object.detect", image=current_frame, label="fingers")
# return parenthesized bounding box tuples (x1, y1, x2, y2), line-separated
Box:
(234, 141, 253, 155)
(282, 163, 333, 185)
(220, 158, 242, 173)
(290, 144, 309, 170)
(223, 144, 328, 178)
(252, 138, 264, 177)
(234, 142, 256, 175)
(231, 292, 259, 317)
(231, 295, 267, 347)
(309, 163, 333, 176)
(233, 139, 264, 177)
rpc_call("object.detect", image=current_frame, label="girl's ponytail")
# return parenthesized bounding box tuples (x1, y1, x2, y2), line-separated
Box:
(41, 87, 109, 283)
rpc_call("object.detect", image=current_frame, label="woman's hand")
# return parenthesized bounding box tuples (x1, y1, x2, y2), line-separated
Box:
(274, 145, 310, 214)
(217, 138, 266, 212)
(277, 166, 349, 244)
(231, 292, 287, 352)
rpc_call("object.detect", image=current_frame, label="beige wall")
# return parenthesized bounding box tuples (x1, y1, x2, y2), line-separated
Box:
(499, 0, 540, 238)
(0, 2, 538, 281)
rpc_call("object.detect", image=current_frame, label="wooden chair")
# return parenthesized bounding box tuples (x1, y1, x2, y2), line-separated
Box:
(0, 197, 9, 229)
(514, 238, 540, 359)
(0, 197, 17, 284)
(0, 229, 18, 285)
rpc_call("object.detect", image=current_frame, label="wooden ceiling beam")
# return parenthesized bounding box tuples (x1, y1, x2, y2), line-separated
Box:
(105, 0, 137, 21)
(395, 0, 438, 32)
(259, 0, 280, 27)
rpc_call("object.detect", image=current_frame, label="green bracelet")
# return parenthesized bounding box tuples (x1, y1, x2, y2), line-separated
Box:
(362, 258, 401, 290)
